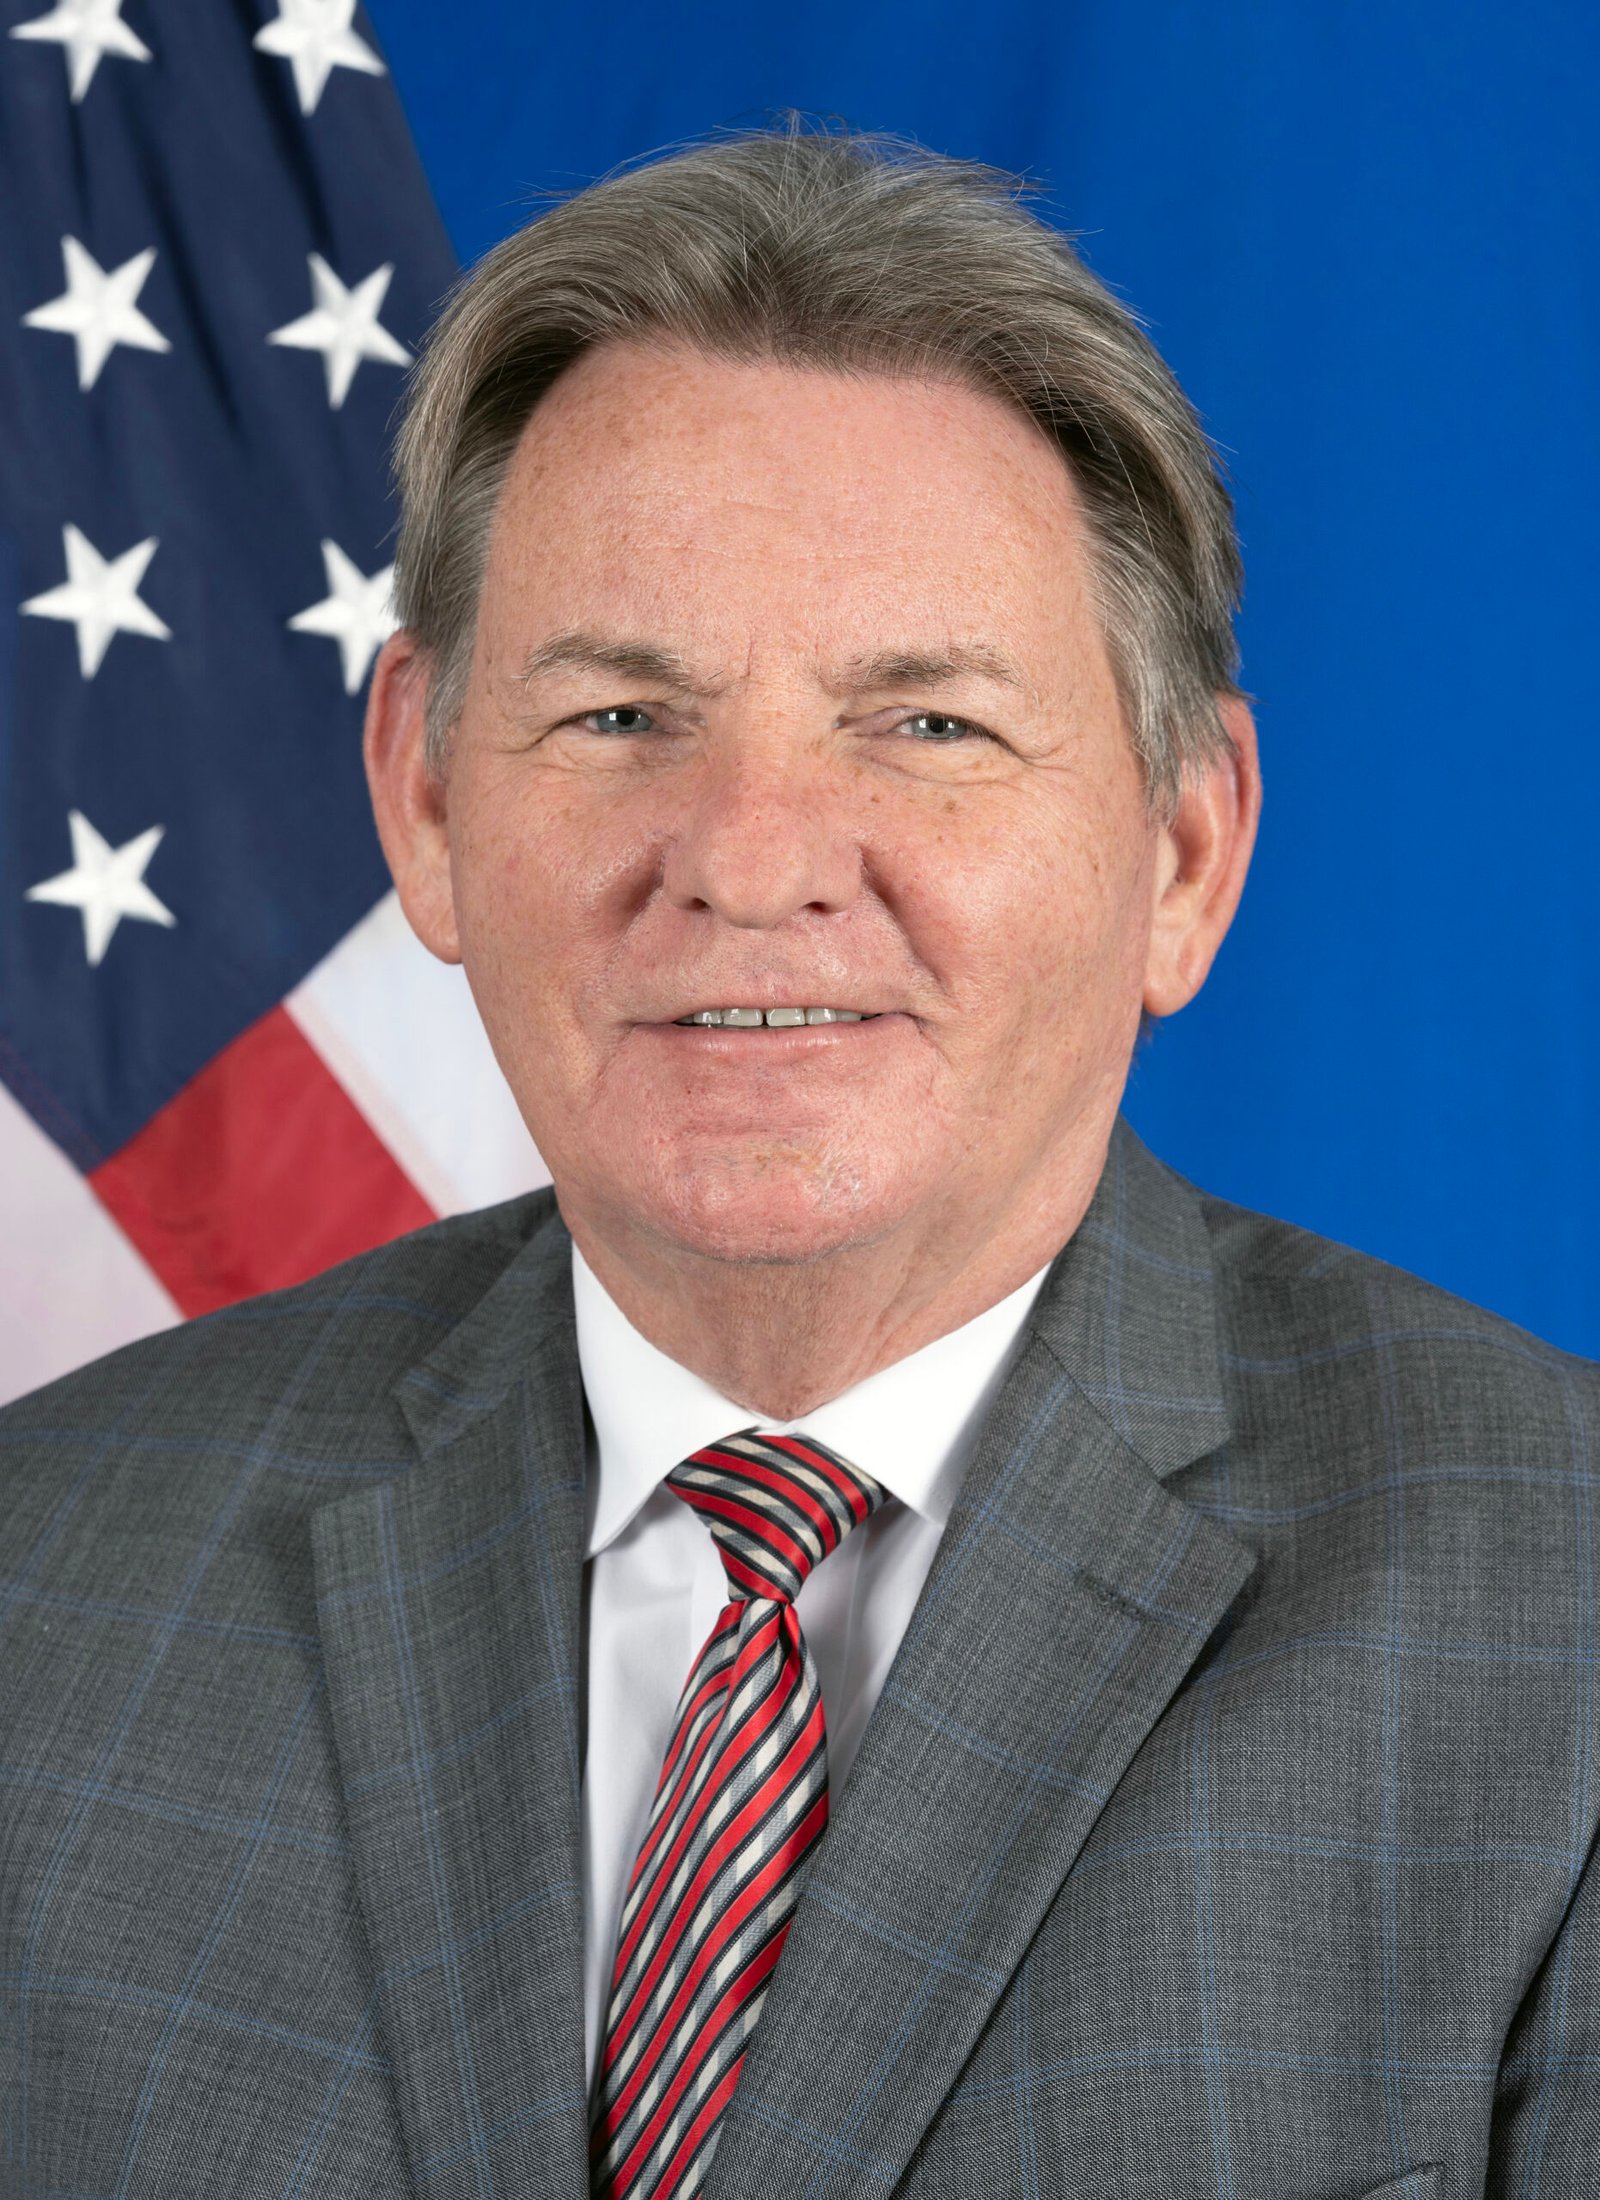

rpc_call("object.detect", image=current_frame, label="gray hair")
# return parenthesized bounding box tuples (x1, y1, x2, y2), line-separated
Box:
(392, 123, 1243, 813)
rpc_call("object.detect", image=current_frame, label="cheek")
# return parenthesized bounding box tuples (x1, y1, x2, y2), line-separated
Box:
(445, 779, 580, 1021)
(942, 805, 1135, 965)
(925, 807, 1153, 1059)
(452, 766, 601, 930)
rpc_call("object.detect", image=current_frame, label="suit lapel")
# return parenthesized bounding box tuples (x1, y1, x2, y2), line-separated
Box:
(312, 1197, 593, 2200)
(705, 1123, 1257, 2200)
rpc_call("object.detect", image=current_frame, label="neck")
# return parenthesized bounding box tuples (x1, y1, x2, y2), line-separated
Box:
(562, 1139, 1110, 1421)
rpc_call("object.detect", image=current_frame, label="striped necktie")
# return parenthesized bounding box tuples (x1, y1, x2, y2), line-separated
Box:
(589, 1428, 890, 2200)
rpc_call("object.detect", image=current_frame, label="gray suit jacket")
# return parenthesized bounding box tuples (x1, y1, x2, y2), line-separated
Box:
(3, 1121, 1598, 2200)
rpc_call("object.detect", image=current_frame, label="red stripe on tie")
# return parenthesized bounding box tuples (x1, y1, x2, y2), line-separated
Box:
(653, 2053, 747, 2200)
(603, 1709, 825, 2099)
(607, 1768, 827, 2139)
(90, 1004, 435, 1317)
(770, 1433, 876, 1524)
(608, 1889, 802, 2193)
(612, 1902, 797, 2194)
(687, 1487, 815, 1574)
(607, 1617, 797, 2007)
(716, 1543, 788, 1600)
(620, 1609, 783, 1913)
(693, 1444, 844, 1545)
(648, 1612, 741, 1793)
(693, 1449, 844, 1548)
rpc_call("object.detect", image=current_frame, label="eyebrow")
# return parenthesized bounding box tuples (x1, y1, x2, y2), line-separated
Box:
(514, 630, 1028, 699)
(823, 644, 1029, 698)
(516, 630, 728, 696)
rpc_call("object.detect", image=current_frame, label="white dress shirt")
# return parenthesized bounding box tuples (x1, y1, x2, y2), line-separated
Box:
(574, 1243, 1053, 2090)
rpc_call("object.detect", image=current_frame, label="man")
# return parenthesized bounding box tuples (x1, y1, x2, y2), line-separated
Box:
(2, 126, 1595, 2200)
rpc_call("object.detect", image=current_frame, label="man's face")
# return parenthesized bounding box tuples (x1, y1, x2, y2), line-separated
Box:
(411, 343, 1184, 1269)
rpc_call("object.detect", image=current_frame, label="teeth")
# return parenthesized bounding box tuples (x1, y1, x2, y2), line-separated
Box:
(673, 1008, 872, 1027)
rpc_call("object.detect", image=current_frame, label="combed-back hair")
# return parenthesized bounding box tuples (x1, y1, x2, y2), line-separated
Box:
(393, 121, 1243, 811)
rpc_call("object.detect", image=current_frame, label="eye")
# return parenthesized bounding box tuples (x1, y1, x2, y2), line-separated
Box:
(898, 710, 988, 743)
(579, 705, 661, 735)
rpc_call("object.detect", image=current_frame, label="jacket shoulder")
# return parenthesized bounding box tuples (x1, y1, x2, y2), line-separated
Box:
(1197, 1188, 1600, 1454)
(0, 1194, 569, 1783)
(0, 1187, 561, 1474)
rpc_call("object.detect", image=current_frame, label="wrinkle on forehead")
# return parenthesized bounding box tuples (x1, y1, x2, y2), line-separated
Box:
(479, 340, 1120, 743)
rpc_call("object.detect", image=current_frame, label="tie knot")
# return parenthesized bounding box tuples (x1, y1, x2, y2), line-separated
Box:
(667, 1429, 889, 1604)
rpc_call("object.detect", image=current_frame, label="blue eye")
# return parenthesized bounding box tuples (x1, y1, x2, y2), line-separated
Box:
(903, 711, 980, 742)
(584, 706, 658, 734)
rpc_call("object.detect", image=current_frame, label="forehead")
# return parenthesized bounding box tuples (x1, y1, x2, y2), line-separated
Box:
(481, 341, 1104, 670)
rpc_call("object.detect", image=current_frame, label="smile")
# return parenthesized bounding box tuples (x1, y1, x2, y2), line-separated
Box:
(671, 1008, 883, 1027)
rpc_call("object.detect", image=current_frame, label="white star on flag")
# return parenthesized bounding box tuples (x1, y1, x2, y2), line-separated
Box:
(253, 0, 385, 116)
(20, 524, 171, 679)
(27, 811, 177, 967)
(9, 0, 151, 102)
(266, 254, 408, 409)
(288, 540, 397, 693)
(23, 236, 171, 391)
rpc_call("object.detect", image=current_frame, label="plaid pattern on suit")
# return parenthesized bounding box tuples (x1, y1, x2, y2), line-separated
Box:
(2, 1118, 1597, 2199)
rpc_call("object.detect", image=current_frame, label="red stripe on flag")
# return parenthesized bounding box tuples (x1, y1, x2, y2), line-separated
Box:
(90, 1004, 436, 1318)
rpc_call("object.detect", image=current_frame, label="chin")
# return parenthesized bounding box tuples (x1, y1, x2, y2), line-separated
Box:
(641, 1146, 910, 1266)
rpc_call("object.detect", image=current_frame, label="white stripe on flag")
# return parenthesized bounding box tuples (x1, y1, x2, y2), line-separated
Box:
(286, 889, 548, 1214)
(0, 1077, 179, 1408)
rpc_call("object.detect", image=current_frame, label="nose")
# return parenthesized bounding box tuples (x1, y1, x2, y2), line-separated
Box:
(659, 735, 862, 929)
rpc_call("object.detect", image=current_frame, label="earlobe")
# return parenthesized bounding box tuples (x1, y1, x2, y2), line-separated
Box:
(363, 631, 464, 966)
(1141, 696, 1261, 1020)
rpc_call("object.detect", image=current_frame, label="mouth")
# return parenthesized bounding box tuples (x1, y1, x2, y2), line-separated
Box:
(669, 1007, 884, 1028)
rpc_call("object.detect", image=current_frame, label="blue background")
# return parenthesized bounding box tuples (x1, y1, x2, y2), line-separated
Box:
(368, 0, 1599, 1354)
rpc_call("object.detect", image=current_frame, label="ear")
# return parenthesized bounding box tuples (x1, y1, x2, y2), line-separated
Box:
(363, 630, 462, 965)
(1142, 696, 1260, 1018)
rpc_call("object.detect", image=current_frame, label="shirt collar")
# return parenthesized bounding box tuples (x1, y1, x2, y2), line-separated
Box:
(574, 1243, 1053, 1560)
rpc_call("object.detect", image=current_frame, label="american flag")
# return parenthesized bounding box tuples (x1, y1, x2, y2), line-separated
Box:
(0, 0, 542, 1408)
